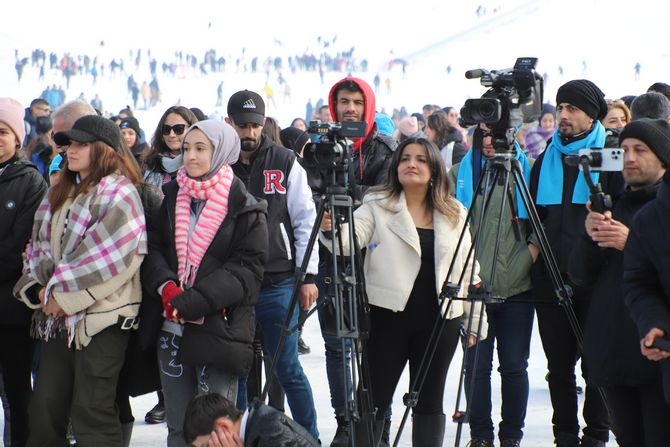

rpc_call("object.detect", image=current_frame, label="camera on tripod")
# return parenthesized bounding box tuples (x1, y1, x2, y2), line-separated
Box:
(303, 120, 366, 172)
(460, 57, 544, 152)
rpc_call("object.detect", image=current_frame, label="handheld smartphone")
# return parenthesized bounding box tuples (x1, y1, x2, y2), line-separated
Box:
(651, 337, 670, 352)
(577, 148, 624, 172)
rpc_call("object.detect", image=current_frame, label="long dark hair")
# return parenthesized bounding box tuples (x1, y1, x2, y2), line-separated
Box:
(370, 137, 460, 224)
(426, 110, 456, 148)
(263, 116, 282, 144)
(143, 106, 198, 173)
(49, 141, 142, 212)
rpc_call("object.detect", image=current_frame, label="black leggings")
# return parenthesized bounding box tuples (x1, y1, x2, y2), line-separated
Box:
(366, 303, 461, 417)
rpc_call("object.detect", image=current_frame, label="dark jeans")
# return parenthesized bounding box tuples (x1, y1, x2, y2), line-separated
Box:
(253, 277, 318, 439)
(0, 325, 34, 447)
(316, 255, 353, 417)
(28, 326, 129, 447)
(605, 383, 670, 447)
(464, 294, 535, 441)
(535, 299, 610, 442)
(238, 326, 285, 412)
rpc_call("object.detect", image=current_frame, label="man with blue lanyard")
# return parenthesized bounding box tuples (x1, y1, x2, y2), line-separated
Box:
(528, 79, 623, 447)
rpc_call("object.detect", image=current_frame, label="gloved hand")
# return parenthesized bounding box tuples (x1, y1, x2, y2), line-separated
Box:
(161, 281, 182, 320)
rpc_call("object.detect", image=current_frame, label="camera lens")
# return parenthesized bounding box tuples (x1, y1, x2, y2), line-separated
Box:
(478, 101, 497, 120)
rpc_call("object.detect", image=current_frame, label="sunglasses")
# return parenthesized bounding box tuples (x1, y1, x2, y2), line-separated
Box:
(161, 124, 187, 136)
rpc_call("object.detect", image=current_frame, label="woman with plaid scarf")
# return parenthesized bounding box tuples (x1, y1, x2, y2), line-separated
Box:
(14, 115, 147, 447)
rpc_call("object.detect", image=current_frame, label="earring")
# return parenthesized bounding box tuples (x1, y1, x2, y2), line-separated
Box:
(429, 179, 434, 188)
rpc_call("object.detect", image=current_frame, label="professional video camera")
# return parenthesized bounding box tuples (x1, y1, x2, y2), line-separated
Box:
(302, 120, 366, 172)
(460, 57, 544, 152)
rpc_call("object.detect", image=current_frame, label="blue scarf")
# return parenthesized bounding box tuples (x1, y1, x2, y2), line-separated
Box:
(536, 122, 606, 205)
(455, 140, 531, 219)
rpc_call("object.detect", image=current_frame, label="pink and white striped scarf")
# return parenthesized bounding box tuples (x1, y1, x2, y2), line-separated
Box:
(175, 166, 234, 287)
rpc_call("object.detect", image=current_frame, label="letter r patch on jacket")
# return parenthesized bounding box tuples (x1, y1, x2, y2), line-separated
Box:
(263, 170, 287, 194)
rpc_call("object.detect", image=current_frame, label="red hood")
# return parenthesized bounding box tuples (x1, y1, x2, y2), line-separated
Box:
(328, 76, 376, 152)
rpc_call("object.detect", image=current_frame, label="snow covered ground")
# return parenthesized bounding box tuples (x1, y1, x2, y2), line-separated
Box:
(122, 313, 573, 446)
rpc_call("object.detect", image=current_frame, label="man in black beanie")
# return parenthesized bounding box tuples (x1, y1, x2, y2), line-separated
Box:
(570, 118, 670, 446)
(528, 78, 624, 447)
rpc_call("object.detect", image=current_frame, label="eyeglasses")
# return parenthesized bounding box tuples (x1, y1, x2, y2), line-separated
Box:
(161, 124, 187, 136)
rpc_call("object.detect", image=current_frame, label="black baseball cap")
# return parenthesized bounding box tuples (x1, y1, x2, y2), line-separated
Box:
(53, 115, 123, 151)
(227, 90, 265, 125)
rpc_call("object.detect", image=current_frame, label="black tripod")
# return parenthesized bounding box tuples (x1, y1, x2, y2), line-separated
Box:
(259, 168, 377, 446)
(449, 148, 573, 447)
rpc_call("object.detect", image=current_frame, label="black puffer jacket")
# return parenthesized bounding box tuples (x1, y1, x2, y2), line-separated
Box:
(0, 158, 47, 326)
(143, 177, 268, 375)
(623, 175, 670, 402)
(569, 183, 660, 386)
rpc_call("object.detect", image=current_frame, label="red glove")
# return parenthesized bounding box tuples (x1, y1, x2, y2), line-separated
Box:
(161, 281, 182, 320)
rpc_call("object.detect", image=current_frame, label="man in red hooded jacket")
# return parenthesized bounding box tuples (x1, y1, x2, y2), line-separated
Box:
(318, 77, 397, 446)
(328, 77, 397, 201)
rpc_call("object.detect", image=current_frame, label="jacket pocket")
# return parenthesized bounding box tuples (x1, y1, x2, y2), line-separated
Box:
(279, 222, 292, 261)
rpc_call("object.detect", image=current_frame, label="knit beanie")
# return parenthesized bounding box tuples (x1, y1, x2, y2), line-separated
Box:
(119, 116, 142, 137)
(540, 103, 556, 121)
(280, 126, 311, 153)
(556, 79, 608, 121)
(398, 116, 419, 137)
(374, 112, 396, 137)
(619, 118, 670, 166)
(0, 98, 26, 146)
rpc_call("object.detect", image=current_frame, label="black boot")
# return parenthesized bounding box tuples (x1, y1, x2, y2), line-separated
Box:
(121, 422, 133, 447)
(580, 435, 606, 447)
(145, 390, 166, 424)
(331, 416, 350, 447)
(554, 432, 579, 447)
(298, 332, 311, 355)
(500, 439, 521, 447)
(411, 413, 446, 447)
(353, 418, 386, 447)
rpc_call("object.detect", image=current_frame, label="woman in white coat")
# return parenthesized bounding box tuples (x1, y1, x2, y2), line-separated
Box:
(322, 136, 486, 446)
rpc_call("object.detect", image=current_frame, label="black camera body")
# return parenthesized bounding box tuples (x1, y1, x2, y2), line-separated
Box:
(303, 120, 366, 172)
(460, 57, 544, 139)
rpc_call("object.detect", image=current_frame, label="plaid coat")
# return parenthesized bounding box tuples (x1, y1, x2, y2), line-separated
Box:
(14, 173, 147, 348)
